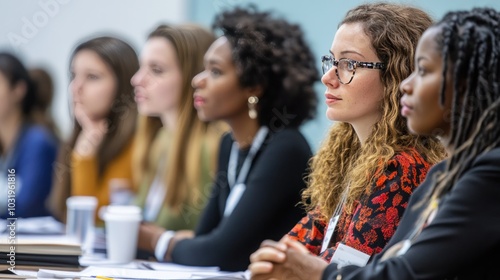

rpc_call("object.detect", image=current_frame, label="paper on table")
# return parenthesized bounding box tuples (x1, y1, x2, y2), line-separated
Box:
(39, 266, 191, 279)
(4, 269, 38, 278)
(79, 253, 134, 267)
(80, 256, 220, 271)
(190, 271, 248, 279)
(143, 261, 219, 272)
(137, 262, 247, 279)
(38, 266, 249, 279)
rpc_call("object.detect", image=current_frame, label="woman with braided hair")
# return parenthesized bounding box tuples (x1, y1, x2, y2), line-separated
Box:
(250, 7, 500, 280)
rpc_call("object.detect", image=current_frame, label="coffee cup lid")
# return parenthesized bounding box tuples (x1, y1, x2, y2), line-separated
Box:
(103, 205, 142, 221)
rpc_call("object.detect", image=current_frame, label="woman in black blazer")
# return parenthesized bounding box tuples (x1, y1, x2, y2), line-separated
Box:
(249, 7, 500, 280)
(138, 7, 318, 271)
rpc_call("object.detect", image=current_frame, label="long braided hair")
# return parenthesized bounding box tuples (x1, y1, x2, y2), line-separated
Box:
(420, 8, 500, 219)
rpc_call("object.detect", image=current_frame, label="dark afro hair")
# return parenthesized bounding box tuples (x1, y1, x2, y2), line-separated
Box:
(213, 6, 319, 128)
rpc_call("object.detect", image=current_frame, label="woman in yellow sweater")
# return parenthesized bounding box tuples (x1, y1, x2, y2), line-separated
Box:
(48, 36, 138, 220)
(131, 24, 226, 235)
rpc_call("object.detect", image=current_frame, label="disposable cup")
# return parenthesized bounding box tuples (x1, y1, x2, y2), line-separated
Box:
(103, 205, 142, 263)
(66, 196, 97, 254)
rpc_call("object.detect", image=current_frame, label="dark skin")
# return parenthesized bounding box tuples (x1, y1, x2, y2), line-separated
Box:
(137, 222, 194, 261)
(249, 25, 456, 280)
(138, 37, 263, 262)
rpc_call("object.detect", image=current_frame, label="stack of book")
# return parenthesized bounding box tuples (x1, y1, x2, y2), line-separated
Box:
(0, 235, 82, 268)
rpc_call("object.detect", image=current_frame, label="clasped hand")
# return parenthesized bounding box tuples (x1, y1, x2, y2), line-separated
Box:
(249, 236, 327, 280)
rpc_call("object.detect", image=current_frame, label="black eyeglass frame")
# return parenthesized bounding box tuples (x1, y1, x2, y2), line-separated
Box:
(321, 55, 386, 84)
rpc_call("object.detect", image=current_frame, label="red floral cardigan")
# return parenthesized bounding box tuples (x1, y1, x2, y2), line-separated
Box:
(288, 149, 432, 262)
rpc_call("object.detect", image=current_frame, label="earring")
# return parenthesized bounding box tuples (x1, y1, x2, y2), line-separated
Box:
(248, 96, 259, 119)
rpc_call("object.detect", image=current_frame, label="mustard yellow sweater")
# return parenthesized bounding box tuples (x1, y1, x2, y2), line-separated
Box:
(71, 139, 135, 214)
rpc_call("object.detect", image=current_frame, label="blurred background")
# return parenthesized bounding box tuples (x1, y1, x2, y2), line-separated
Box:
(1, 0, 498, 151)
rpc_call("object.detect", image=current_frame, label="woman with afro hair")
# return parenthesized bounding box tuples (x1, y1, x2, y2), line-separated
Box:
(138, 6, 318, 271)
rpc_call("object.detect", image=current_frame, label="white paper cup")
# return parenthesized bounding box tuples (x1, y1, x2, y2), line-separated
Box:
(103, 205, 142, 263)
(66, 196, 98, 254)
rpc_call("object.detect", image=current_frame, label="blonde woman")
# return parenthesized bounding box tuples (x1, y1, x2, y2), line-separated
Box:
(139, 8, 317, 271)
(132, 25, 226, 245)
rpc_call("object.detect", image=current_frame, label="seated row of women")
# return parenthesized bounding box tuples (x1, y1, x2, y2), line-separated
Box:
(0, 3, 442, 272)
(3, 3, 499, 277)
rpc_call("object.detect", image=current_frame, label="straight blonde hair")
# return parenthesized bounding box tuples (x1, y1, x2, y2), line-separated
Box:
(132, 24, 227, 213)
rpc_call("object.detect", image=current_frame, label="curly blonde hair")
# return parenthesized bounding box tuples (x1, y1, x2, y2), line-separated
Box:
(303, 3, 446, 220)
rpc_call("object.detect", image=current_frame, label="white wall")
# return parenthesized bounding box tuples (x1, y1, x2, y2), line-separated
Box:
(0, 0, 186, 138)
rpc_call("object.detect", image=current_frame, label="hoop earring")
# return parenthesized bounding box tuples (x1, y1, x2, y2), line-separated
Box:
(248, 96, 259, 119)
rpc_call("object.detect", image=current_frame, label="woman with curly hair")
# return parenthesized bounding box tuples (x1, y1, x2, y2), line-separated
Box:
(249, 3, 446, 279)
(140, 7, 318, 271)
(252, 6, 500, 280)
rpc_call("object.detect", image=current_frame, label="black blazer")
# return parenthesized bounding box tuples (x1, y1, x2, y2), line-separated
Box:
(323, 147, 500, 280)
(172, 128, 311, 271)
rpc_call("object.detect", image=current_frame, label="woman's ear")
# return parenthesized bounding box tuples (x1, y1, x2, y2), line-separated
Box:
(245, 85, 263, 99)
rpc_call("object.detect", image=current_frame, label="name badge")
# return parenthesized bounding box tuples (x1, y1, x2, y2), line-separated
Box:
(321, 215, 339, 253)
(330, 243, 370, 268)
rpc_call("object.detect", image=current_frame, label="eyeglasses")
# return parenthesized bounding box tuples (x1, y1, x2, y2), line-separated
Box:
(321, 55, 386, 85)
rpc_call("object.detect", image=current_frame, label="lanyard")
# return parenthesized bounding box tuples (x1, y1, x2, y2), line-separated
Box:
(143, 157, 168, 222)
(223, 127, 268, 217)
(321, 185, 349, 253)
(227, 126, 269, 188)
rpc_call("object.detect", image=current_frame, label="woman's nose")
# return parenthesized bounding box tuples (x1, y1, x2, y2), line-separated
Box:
(131, 68, 145, 87)
(70, 78, 81, 96)
(192, 71, 207, 89)
(321, 68, 340, 89)
(400, 73, 414, 96)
